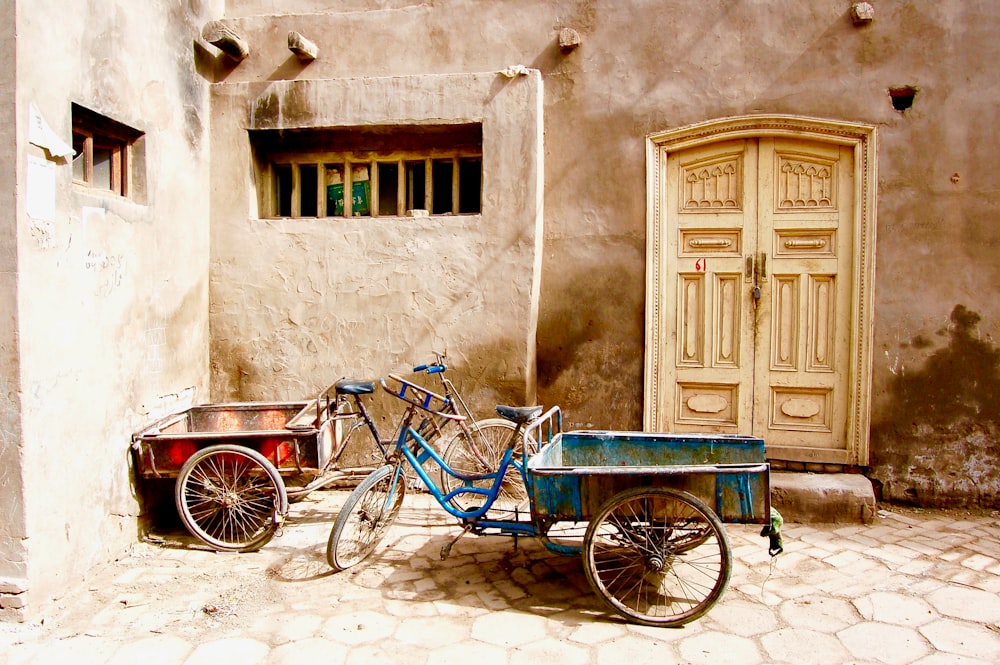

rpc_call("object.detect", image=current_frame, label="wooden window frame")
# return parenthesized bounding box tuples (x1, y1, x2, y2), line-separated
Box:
(265, 151, 482, 219)
(250, 125, 483, 220)
(71, 104, 142, 198)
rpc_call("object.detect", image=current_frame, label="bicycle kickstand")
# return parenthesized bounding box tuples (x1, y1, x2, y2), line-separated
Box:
(440, 525, 472, 560)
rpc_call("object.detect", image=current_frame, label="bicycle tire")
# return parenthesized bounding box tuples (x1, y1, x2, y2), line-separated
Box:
(582, 487, 731, 627)
(326, 464, 406, 571)
(174, 444, 288, 552)
(439, 418, 533, 515)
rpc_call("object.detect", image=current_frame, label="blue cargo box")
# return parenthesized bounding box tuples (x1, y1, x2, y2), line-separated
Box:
(527, 430, 770, 524)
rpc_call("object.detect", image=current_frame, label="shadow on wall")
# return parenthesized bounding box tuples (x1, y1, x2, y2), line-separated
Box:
(537, 266, 645, 430)
(871, 304, 1000, 507)
(879, 305, 1000, 428)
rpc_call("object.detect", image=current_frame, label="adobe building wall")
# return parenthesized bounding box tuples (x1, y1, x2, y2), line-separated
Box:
(206, 45, 545, 417)
(0, 0, 27, 621)
(211, 1, 1000, 506)
(1, 1, 218, 617)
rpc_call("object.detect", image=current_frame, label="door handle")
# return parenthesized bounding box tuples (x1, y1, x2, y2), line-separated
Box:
(750, 252, 766, 306)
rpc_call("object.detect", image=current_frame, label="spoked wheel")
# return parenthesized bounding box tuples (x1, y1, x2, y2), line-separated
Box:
(583, 487, 732, 627)
(174, 444, 288, 552)
(440, 419, 534, 516)
(327, 464, 406, 571)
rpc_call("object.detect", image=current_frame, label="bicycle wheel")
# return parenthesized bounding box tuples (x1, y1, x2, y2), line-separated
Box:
(439, 419, 532, 515)
(327, 464, 406, 571)
(583, 487, 731, 627)
(175, 444, 288, 552)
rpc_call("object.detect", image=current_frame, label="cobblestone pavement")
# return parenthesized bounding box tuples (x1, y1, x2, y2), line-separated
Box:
(2, 491, 1000, 665)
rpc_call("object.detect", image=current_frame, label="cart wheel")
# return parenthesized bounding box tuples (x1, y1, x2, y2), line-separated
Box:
(327, 464, 406, 571)
(440, 419, 533, 515)
(174, 444, 288, 552)
(583, 487, 731, 627)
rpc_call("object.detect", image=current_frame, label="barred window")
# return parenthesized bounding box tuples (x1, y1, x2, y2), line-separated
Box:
(251, 124, 483, 219)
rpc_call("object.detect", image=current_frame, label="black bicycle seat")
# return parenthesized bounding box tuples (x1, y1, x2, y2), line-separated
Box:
(335, 379, 376, 395)
(495, 405, 543, 424)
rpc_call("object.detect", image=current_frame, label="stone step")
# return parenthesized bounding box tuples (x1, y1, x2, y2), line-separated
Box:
(770, 471, 876, 524)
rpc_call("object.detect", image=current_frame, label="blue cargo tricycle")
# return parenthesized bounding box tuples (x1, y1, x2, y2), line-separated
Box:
(326, 380, 772, 627)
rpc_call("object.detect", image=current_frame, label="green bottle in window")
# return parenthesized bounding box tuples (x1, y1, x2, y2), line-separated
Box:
(325, 165, 370, 216)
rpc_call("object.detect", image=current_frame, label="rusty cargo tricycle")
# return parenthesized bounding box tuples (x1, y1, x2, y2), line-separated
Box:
(131, 380, 379, 552)
(326, 396, 775, 627)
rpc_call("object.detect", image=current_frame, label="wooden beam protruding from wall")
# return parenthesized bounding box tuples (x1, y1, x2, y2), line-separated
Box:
(288, 32, 318, 61)
(202, 20, 249, 61)
(559, 27, 581, 52)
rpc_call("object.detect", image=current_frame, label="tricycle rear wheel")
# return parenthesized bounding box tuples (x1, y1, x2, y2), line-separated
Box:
(440, 418, 535, 516)
(583, 487, 731, 627)
(174, 444, 288, 552)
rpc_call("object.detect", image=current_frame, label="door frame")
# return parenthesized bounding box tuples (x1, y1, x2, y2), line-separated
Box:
(644, 115, 877, 467)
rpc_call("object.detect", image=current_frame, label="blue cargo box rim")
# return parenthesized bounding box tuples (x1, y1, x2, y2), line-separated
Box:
(529, 430, 766, 471)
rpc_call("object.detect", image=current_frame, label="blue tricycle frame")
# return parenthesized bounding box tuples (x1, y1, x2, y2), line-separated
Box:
(326, 386, 772, 628)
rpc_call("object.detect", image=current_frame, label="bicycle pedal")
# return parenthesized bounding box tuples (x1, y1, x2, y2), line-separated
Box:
(440, 526, 471, 560)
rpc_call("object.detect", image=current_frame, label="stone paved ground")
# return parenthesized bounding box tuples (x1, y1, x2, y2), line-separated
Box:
(2, 490, 1000, 665)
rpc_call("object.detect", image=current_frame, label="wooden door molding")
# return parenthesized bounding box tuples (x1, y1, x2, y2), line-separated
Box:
(644, 115, 877, 466)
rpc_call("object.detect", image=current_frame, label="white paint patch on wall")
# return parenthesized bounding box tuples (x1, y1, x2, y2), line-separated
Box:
(25, 156, 56, 225)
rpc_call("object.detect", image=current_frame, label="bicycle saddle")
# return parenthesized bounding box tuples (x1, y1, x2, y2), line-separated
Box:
(495, 405, 543, 424)
(335, 379, 376, 395)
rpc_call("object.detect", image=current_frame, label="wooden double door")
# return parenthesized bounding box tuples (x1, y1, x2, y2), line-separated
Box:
(646, 127, 875, 466)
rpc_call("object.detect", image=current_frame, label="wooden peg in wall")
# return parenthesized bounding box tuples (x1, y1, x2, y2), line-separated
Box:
(288, 32, 319, 61)
(202, 20, 250, 61)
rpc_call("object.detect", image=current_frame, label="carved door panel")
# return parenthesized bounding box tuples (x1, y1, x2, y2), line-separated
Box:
(664, 139, 758, 434)
(660, 137, 855, 462)
(754, 138, 853, 460)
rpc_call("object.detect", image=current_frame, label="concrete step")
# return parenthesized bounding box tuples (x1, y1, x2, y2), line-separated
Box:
(770, 471, 876, 524)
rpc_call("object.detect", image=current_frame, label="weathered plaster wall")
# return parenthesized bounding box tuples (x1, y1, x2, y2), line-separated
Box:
(0, 0, 27, 620)
(212, 1, 1000, 506)
(850, 4, 1000, 506)
(208, 70, 544, 415)
(5, 0, 217, 616)
(872, 306, 1000, 506)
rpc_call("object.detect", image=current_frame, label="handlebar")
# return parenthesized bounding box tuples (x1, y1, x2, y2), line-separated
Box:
(413, 351, 447, 374)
